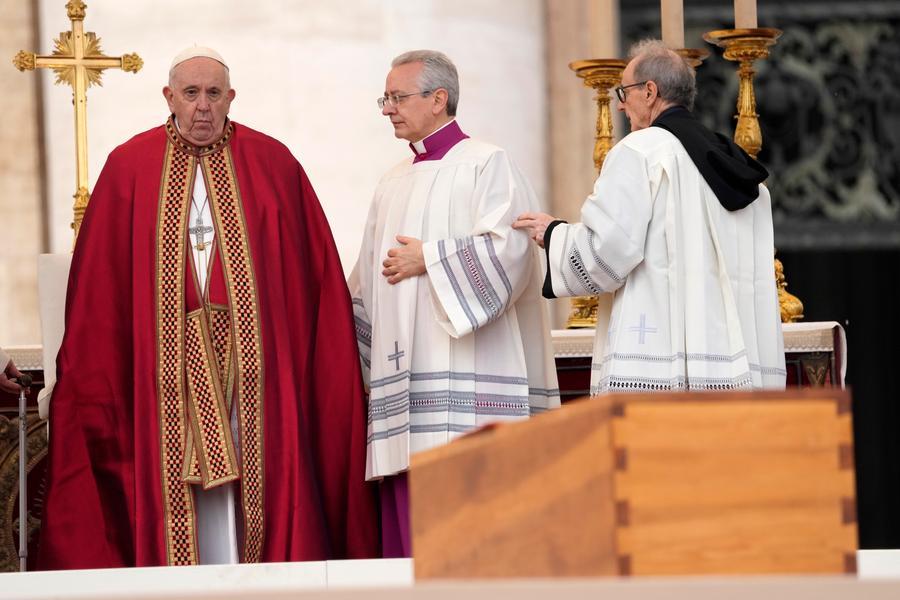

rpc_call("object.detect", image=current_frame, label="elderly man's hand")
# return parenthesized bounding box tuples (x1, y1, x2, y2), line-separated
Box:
(382, 235, 426, 285)
(0, 359, 25, 395)
(512, 211, 556, 248)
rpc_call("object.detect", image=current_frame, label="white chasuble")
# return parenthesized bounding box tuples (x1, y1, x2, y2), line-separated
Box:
(545, 127, 786, 394)
(349, 139, 560, 479)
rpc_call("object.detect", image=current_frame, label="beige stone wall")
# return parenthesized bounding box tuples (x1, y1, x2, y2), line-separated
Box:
(545, 0, 621, 327)
(0, 0, 44, 346)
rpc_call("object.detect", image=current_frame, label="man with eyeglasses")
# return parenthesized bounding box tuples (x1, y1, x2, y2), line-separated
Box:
(514, 39, 785, 394)
(348, 49, 560, 558)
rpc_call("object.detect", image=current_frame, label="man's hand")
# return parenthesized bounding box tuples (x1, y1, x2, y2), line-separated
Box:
(512, 211, 556, 248)
(0, 359, 25, 395)
(382, 235, 425, 285)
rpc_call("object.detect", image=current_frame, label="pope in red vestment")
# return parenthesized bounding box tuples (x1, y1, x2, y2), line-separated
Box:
(37, 48, 379, 569)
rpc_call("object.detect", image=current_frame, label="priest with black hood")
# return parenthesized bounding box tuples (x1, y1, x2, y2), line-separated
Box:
(513, 40, 785, 393)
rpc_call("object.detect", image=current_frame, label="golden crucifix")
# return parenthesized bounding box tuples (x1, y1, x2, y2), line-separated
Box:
(12, 0, 142, 243)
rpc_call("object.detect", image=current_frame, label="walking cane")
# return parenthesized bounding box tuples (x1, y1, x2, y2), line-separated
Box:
(16, 373, 33, 572)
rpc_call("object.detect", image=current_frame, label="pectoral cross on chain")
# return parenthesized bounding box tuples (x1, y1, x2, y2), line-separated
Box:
(189, 215, 214, 251)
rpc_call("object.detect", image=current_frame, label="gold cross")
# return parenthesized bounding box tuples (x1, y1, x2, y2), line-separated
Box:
(12, 1, 142, 245)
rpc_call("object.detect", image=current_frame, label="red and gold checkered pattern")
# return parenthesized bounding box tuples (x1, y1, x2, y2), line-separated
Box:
(155, 142, 199, 566)
(210, 306, 234, 401)
(204, 146, 266, 563)
(156, 130, 266, 565)
(184, 309, 240, 489)
(182, 306, 234, 484)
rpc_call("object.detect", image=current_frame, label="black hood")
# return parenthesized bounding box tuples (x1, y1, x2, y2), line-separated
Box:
(651, 106, 768, 211)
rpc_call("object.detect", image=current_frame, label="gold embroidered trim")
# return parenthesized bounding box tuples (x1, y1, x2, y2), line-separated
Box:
(209, 306, 234, 407)
(156, 141, 199, 566)
(166, 117, 234, 157)
(204, 146, 266, 563)
(184, 309, 240, 489)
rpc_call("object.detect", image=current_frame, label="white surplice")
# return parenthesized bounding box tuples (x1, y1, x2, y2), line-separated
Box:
(545, 126, 786, 393)
(349, 138, 560, 480)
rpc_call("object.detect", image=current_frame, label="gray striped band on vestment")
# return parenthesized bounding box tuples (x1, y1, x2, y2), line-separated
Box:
(482, 234, 513, 297)
(368, 400, 411, 423)
(457, 237, 497, 320)
(411, 422, 501, 435)
(354, 316, 372, 347)
(410, 403, 529, 417)
(586, 229, 626, 284)
(409, 390, 530, 404)
(370, 369, 411, 389)
(567, 246, 603, 295)
(457, 236, 503, 323)
(438, 239, 479, 330)
(592, 353, 785, 376)
(369, 388, 410, 408)
(529, 387, 561, 396)
(409, 371, 529, 385)
(367, 422, 410, 443)
(596, 350, 749, 365)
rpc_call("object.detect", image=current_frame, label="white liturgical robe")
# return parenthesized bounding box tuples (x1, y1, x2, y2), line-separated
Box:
(349, 129, 560, 480)
(545, 126, 786, 393)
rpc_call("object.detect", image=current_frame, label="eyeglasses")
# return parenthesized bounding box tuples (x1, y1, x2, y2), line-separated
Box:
(614, 81, 648, 103)
(377, 90, 433, 109)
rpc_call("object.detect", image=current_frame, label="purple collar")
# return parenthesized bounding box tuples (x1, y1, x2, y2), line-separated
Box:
(409, 120, 469, 163)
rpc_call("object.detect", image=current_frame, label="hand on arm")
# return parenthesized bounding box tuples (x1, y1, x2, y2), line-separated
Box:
(382, 235, 426, 285)
(0, 358, 25, 394)
(512, 211, 557, 248)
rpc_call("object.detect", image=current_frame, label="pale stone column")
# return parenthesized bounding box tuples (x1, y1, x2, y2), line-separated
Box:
(0, 0, 45, 346)
(545, 0, 620, 328)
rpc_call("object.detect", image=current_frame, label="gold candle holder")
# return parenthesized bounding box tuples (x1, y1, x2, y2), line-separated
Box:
(775, 256, 804, 323)
(703, 28, 782, 158)
(564, 59, 626, 329)
(569, 59, 627, 172)
(675, 47, 711, 69)
(704, 28, 802, 323)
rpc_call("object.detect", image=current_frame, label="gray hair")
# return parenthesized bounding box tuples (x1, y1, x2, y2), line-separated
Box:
(628, 39, 696, 110)
(391, 50, 460, 116)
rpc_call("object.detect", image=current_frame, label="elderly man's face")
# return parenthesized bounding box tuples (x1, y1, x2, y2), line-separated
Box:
(382, 61, 440, 143)
(617, 61, 653, 131)
(163, 57, 235, 145)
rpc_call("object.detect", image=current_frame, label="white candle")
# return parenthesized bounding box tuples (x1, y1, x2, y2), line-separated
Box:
(589, 0, 619, 58)
(734, 0, 758, 29)
(661, 0, 685, 49)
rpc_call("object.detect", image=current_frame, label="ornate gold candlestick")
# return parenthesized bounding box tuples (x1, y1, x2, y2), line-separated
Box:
(675, 47, 710, 69)
(564, 59, 626, 328)
(569, 59, 627, 172)
(703, 28, 781, 159)
(774, 257, 804, 323)
(704, 28, 802, 323)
